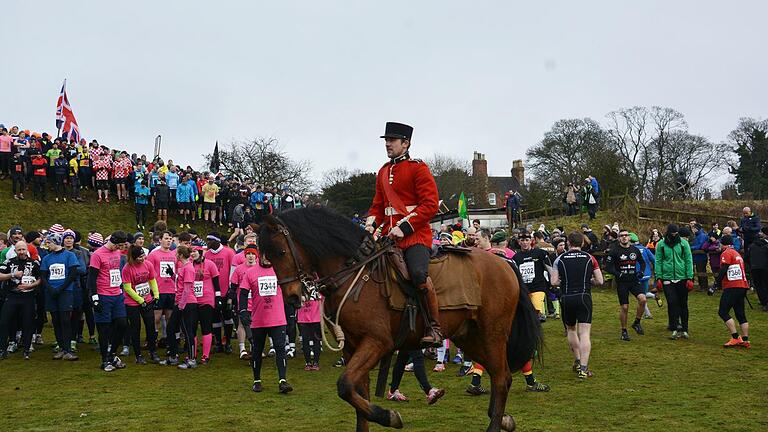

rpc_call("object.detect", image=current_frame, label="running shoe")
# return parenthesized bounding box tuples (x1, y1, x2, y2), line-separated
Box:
(215, 344, 224, 353)
(723, 337, 743, 348)
(252, 381, 263, 392)
(179, 223, 184, 228)
(387, 389, 409, 402)
(70, 341, 78, 352)
(577, 369, 593, 379)
(157, 337, 167, 349)
(0, 351, 7, 360)
(643, 313, 653, 319)
(160, 355, 179, 366)
(456, 364, 472, 377)
(200, 356, 210, 365)
(741, 340, 751, 349)
(88, 336, 98, 345)
(631, 322, 645, 335)
(23, 351, 30, 360)
(76, 335, 85, 344)
(426, 388, 445, 405)
(120, 346, 130, 356)
(224, 345, 233, 354)
(465, 385, 488, 396)
(669, 330, 679, 340)
(304, 363, 313, 371)
(112, 356, 127, 369)
(655, 297, 663, 307)
(52, 344, 60, 353)
(34, 334, 44, 345)
(526, 381, 551, 392)
(135, 355, 147, 365)
(62, 352, 79, 361)
(178, 359, 197, 369)
(102, 362, 116, 372)
(433, 363, 446, 372)
(239, 350, 251, 360)
(572, 360, 581, 373)
(53, 351, 65, 360)
(620, 331, 631, 342)
(149, 352, 161, 363)
(404, 362, 413, 372)
(452, 353, 463, 364)
(286, 347, 295, 358)
(680, 331, 690, 340)
(8, 342, 17, 353)
(311, 363, 320, 371)
(334, 357, 346, 367)
(267, 348, 275, 357)
(278, 380, 293, 394)
(185, 224, 191, 229)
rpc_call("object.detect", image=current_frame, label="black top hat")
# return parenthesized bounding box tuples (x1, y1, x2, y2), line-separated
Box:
(380, 122, 413, 141)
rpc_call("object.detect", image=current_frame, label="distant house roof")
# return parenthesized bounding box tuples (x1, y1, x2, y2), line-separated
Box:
(488, 176, 521, 195)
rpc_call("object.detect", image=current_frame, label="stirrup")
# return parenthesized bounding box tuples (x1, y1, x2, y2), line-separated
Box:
(420, 329, 443, 348)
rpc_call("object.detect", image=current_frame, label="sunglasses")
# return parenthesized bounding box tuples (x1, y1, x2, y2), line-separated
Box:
(620, 234, 629, 237)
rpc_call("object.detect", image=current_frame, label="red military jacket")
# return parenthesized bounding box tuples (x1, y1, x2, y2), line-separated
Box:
(366, 153, 439, 250)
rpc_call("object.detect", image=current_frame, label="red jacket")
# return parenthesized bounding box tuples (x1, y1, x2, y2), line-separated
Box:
(367, 155, 439, 250)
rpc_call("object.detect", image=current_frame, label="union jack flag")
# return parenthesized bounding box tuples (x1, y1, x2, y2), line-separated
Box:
(55, 79, 80, 142)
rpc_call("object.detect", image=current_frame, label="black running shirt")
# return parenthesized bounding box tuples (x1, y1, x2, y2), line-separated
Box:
(512, 248, 552, 293)
(553, 250, 599, 296)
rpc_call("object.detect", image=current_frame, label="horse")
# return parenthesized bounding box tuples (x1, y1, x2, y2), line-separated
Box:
(257, 207, 542, 432)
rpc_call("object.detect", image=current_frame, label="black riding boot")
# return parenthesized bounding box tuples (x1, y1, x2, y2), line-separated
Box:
(419, 278, 444, 348)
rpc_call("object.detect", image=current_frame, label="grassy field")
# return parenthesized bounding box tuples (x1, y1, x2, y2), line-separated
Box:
(0, 288, 765, 432)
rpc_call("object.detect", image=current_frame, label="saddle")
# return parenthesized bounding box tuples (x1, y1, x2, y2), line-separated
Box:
(382, 246, 482, 312)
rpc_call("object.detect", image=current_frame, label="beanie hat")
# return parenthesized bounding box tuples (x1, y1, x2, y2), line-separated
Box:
(628, 232, 639, 243)
(24, 231, 41, 243)
(49, 224, 65, 234)
(62, 229, 76, 240)
(133, 232, 144, 239)
(87, 232, 104, 248)
(244, 245, 259, 255)
(46, 232, 63, 246)
(490, 231, 508, 244)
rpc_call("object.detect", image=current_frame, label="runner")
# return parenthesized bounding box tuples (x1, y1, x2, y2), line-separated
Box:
(387, 349, 445, 404)
(62, 230, 88, 353)
(41, 233, 81, 361)
(229, 239, 258, 359)
(551, 232, 603, 379)
(89, 231, 130, 372)
(605, 229, 647, 341)
(203, 233, 236, 353)
(297, 291, 323, 370)
(202, 176, 219, 225)
(178, 244, 220, 367)
(146, 231, 177, 355)
(654, 224, 694, 340)
(122, 245, 161, 364)
(135, 179, 150, 230)
(174, 245, 198, 368)
(0, 241, 41, 360)
(176, 175, 196, 228)
(238, 252, 293, 393)
(716, 235, 751, 348)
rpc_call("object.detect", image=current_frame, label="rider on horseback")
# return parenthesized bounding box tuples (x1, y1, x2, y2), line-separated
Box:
(365, 122, 443, 348)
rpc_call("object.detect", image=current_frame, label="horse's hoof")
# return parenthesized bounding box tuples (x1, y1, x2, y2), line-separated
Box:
(390, 410, 404, 429)
(501, 414, 516, 431)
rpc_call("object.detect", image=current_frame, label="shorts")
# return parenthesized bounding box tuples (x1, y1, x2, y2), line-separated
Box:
(156, 201, 169, 210)
(155, 293, 175, 310)
(94, 293, 127, 323)
(561, 294, 592, 326)
(96, 179, 110, 190)
(203, 202, 217, 211)
(528, 291, 546, 314)
(616, 280, 644, 305)
(45, 289, 74, 313)
(233, 222, 244, 229)
(181, 201, 194, 211)
(114, 177, 128, 186)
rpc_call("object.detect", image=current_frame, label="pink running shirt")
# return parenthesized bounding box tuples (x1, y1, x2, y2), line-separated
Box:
(122, 261, 156, 306)
(147, 248, 177, 294)
(231, 262, 255, 311)
(297, 296, 323, 324)
(90, 246, 124, 296)
(204, 246, 235, 296)
(240, 264, 286, 328)
(176, 261, 196, 308)
(191, 258, 219, 307)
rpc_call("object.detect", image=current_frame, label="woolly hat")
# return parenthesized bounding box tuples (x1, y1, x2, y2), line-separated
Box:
(87, 232, 104, 248)
(62, 229, 76, 240)
(49, 224, 65, 234)
(46, 232, 63, 246)
(490, 231, 508, 244)
(628, 232, 639, 243)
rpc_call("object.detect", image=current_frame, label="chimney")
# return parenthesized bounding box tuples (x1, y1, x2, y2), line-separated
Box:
(511, 159, 524, 186)
(472, 151, 487, 179)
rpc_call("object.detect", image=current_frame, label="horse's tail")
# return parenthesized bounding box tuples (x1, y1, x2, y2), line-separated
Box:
(506, 262, 543, 372)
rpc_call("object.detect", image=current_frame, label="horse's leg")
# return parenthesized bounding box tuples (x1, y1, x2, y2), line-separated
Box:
(337, 339, 402, 430)
(354, 373, 371, 432)
(484, 351, 514, 432)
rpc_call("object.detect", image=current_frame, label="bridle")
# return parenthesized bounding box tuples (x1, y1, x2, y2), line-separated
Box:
(271, 219, 317, 299)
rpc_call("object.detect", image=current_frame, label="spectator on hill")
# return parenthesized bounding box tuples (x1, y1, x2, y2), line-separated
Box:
(506, 190, 522, 229)
(582, 178, 598, 220)
(30, 150, 48, 201)
(740, 207, 762, 250)
(564, 183, 578, 216)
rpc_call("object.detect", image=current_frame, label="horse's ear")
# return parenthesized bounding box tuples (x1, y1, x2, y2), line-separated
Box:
(263, 215, 280, 229)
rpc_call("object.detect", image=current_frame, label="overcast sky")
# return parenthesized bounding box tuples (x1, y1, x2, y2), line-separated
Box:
(2, 1, 765, 183)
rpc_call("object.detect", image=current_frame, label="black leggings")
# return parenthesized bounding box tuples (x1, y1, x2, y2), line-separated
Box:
(126, 305, 157, 355)
(12, 172, 25, 195)
(299, 322, 321, 364)
(97, 318, 127, 363)
(250, 326, 287, 381)
(166, 306, 182, 357)
(391, 349, 431, 394)
(284, 304, 297, 346)
(181, 304, 214, 359)
(35, 288, 46, 334)
(51, 311, 72, 354)
(54, 174, 67, 198)
(718, 288, 748, 324)
(664, 281, 689, 332)
(0, 295, 35, 352)
(135, 203, 148, 226)
(79, 284, 95, 338)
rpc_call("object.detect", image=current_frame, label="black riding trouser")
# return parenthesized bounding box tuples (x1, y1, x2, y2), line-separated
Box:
(403, 244, 430, 287)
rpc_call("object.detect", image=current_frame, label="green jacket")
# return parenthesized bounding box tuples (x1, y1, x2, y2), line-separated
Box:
(654, 238, 694, 281)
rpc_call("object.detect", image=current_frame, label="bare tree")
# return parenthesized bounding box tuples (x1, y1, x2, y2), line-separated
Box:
(205, 137, 313, 194)
(424, 153, 470, 177)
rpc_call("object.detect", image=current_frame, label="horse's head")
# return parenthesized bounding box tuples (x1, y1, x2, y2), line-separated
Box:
(256, 215, 314, 308)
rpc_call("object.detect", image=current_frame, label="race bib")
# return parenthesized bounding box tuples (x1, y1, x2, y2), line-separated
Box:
(135, 282, 150, 297)
(193, 281, 204, 298)
(109, 269, 122, 287)
(519, 262, 535, 284)
(258, 275, 278, 297)
(727, 264, 743, 281)
(49, 263, 66, 281)
(160, 261, 175, 278)
(21, 276, 36, 285)
(247, 290, 252, 299)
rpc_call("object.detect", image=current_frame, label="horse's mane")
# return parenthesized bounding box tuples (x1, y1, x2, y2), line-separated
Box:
(261, 207, 368, 261)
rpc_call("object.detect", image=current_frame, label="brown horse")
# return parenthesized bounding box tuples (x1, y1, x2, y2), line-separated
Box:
(257, 207, 541, 432)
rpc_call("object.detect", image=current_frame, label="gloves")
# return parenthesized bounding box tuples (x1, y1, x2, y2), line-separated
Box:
(239, 309, 251, 328)
(686, 280, 694, 292)
(165, 268, 175, 278)
(226, 298, 234, 313)
(141, 299, 155, 312)
(215, 292, 223, 311)
(91, 294, 103, 313)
